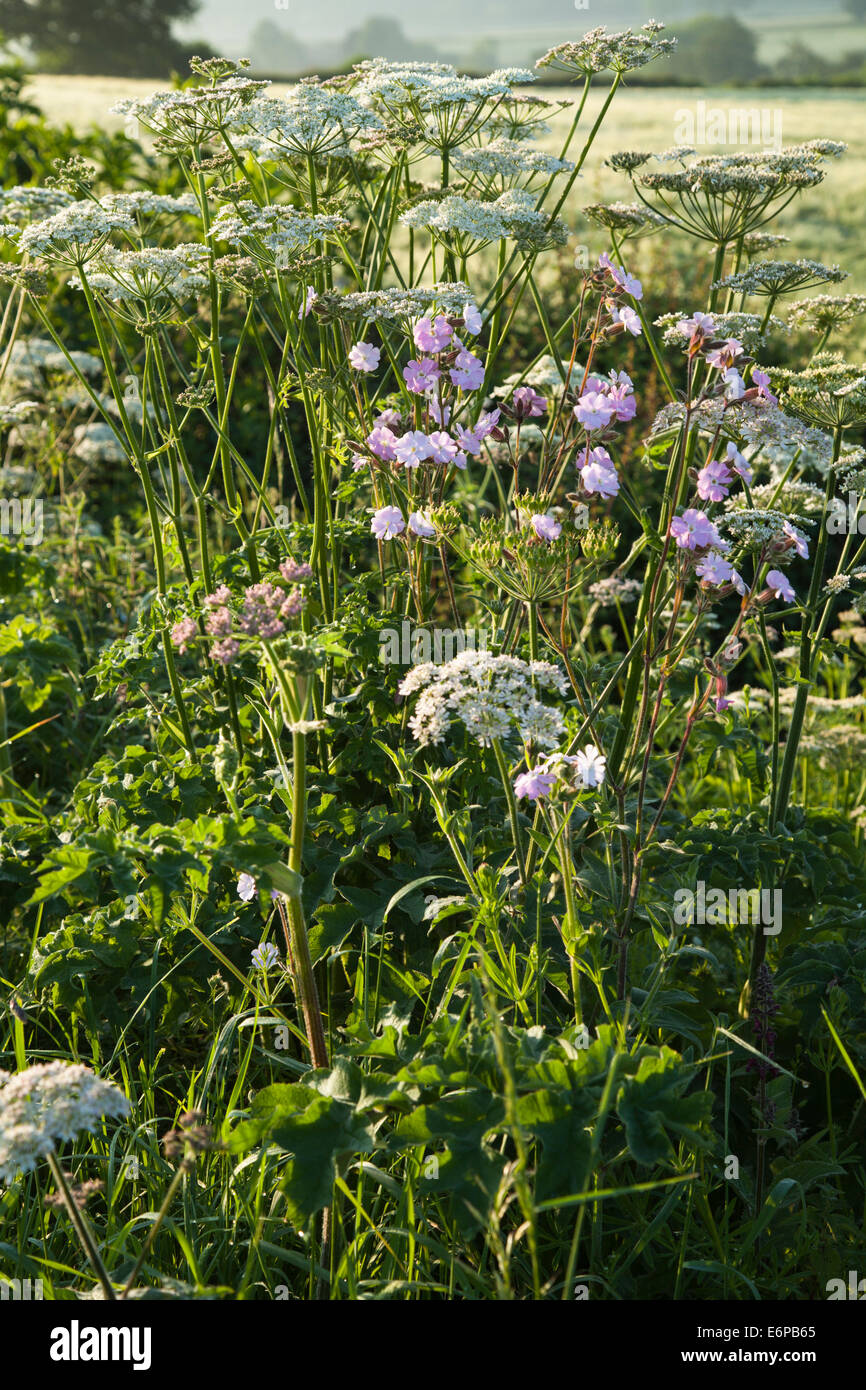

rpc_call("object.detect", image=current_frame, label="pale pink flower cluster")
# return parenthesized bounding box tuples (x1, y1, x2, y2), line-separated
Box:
(354, 302, 493, 487)
(171, 566, 312, 666)
(370, 506, 437, 540)
(573, 369, 637, 499)
(598, 252, 643, 337)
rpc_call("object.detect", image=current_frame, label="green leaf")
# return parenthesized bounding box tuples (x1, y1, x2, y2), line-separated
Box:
(616, 1052, 712, 1165)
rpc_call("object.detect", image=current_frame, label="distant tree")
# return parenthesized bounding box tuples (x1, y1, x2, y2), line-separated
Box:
(247, 20, 309, 77)
(339, 16, 431, 64)
(0, 0, 204, 76)
(650, 14, 766, 85)
(843, 0, 866, 18)
(463, 38, 499, 73)
(771, 42, 831, 82)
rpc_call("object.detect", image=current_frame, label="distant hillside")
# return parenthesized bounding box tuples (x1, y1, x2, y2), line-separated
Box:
(177, 0, 851, 56)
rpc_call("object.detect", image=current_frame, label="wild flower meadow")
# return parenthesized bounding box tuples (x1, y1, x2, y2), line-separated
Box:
(1, 24, 866, 1308)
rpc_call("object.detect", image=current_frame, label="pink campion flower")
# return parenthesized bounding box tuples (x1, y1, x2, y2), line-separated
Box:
(610, 369, 633, 388)
(352, 453, 367, 471)
(298, 286, 317, 319)
(513, 767, 557, 802)
(731, 568, 749, 597)
(584, 445, 614, 470)
(427, 430, 458, 465)
(426, 395, 451, 427)
(715, 695, 733, 713)
(751, 369, 778, 404)
(695, 550, 733, 585)
(238, 873, 257, 902)
(170, 616, 197, 652)
(697, 459, 733, 503)
(575, 743, 606, 788)
(375, 408, 402, 430)
(530, 513, 562, 541)
(783, 521, 809, 559)
(581, 458, 619, 498)
(671, 508, 724, 551)
(723, 367, 746, 400)
(452, 450, 468, 470)
(610, 305, 642, 336)
(394, 430, 434, 467)
(348, 341, 380, 372)
(473, 407, 501, 440)
(766, 568, 795, 602)
(463, 301, 483, 335)
(366, 425, 398, 461)
(450, 349, 485, 391)
(403, 358, 440, 393)
(371, 505, 405, 540)
(613, 264, 643, 299)
(454, 422, 484, 455)
(599, 253, 642, 298)
(574, 391, 617, 430)
(413, 314, 453, 353)
(582, 370, 635, 421)
(724, 440, 752, 482)
(706, 338, 744, 370)
(606, 383, 637, 422)
(511, 386, 546, 418)
(408, 511, 436, 538)
(677, 311, 716, 338)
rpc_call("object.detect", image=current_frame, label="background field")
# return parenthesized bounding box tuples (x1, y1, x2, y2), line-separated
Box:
(26, 76, 866, 303)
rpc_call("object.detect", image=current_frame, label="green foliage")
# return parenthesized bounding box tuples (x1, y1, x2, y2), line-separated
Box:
(0, 0, 205, 76)
(228, 1016, 713, 1235)
(0, 35, 864, 1306)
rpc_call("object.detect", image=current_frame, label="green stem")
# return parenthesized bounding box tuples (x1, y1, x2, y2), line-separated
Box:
(773, 426, 843, 826)
(46, 1152, 116, 1301)
(492, 740, 527, 887)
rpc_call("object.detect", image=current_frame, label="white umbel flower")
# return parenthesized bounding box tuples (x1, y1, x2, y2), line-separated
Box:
(399, 648, 568, 748)
(208, 201, 347, 264)
(17, 201, 135, 265)
(401, 189, 567, 249)
(229, 87, 383, 159)
(0, 1063, 130, 1184)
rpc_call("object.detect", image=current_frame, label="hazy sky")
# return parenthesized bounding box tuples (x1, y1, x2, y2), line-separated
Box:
(174, 0, 839, 58)
(174, 0, 638, 49)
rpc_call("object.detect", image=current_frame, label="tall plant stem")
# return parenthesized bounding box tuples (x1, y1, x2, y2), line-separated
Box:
(772, 425, 843, 827)
(271, 724, 329, 1071)
(46, 1153, 116, 1301)
(492, 740, 527, 887)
